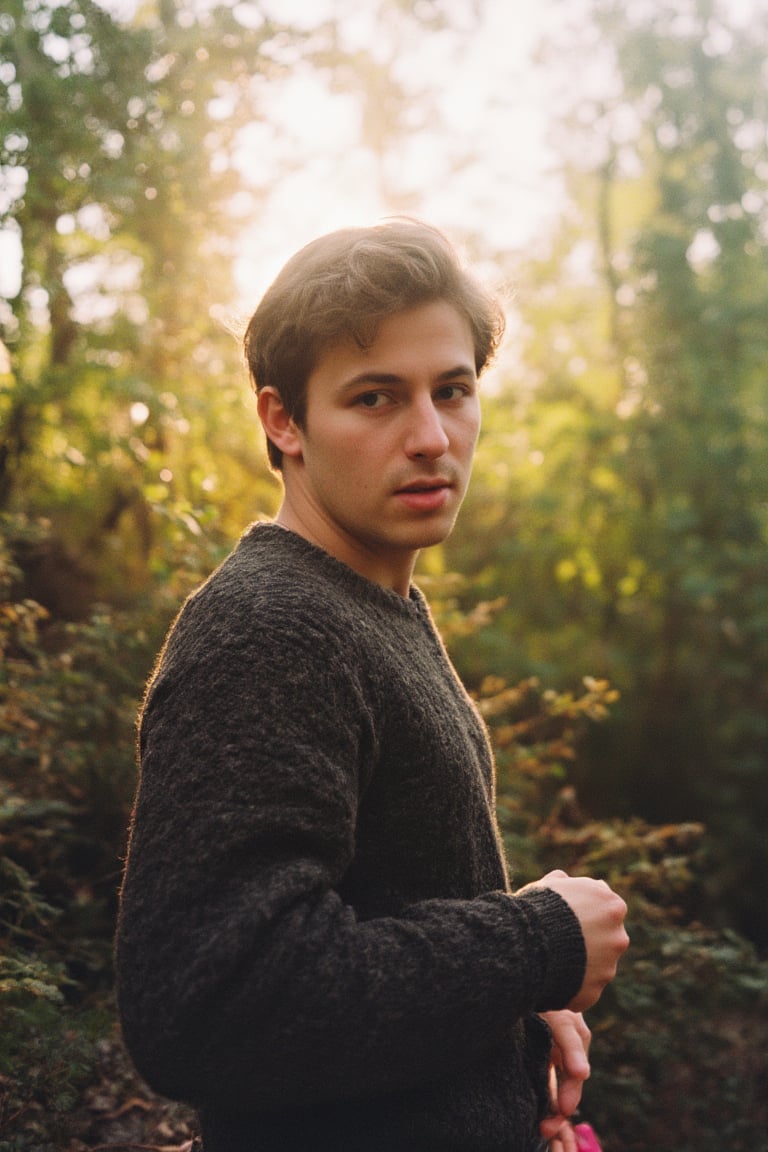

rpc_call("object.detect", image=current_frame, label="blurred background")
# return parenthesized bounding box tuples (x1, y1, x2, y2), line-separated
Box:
(1, 1, 767, 1148)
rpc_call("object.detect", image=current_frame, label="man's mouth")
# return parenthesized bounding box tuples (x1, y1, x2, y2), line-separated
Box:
(396, 479, 452, 494)
(394, 480, 454, 510)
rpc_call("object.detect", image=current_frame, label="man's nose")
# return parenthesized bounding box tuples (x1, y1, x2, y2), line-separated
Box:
(405, 399, 450, 459)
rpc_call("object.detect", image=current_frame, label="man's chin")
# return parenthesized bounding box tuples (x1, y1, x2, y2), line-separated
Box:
(406, 517, 460, 551)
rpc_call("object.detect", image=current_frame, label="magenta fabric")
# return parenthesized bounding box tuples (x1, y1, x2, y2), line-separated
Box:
(574, 1123, 603, 1152)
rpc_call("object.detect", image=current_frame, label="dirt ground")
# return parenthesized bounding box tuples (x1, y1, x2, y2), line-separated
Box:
(6, 1033, 200, 1152)
(71, 1036, 199, 1152)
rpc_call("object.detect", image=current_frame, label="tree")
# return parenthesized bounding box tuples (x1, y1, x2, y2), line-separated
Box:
(0, 0, 289, 611)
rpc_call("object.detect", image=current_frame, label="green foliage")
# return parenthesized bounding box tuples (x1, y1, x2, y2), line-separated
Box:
(0, 514, 153, 1146)
(0, 931, 107, 1147)
(0, 995, 106, 1149)
(1, 0, 297, 612)
(590, 922, 768, 1152)
(0, 505, 248, 1147)
(0, 783, 104, 1146)
(480, 671, 768, 1152)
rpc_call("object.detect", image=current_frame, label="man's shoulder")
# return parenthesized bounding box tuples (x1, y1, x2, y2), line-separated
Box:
(206, 523, 355, 607)
(177, 523, 372, 641)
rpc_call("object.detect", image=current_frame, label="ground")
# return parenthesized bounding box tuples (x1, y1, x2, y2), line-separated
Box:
(71, 1035, 198, 1152)
(5, 1032, 200, 1152)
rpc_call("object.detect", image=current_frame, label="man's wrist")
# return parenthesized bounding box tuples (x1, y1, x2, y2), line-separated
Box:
(516, 887, 587, 1010)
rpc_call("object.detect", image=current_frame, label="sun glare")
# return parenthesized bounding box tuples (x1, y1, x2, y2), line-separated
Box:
(2, 0, 762, 317)
(232, 0, 562, 306)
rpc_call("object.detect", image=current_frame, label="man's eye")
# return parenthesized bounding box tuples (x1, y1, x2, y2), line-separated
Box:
(436, 384, 467, 401)
(356, 392, 388, 408)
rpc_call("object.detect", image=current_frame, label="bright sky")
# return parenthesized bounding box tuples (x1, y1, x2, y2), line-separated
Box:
(229, 0, 767, 307)
(0, 0, 560, 304)
(232, 0, 564, 305)
(1, 0, 761, 309)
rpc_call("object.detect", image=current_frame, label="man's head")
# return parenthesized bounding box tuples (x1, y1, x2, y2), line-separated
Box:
(244, 219, 505, 470)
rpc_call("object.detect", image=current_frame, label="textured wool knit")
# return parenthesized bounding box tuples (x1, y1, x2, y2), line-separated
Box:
(116, 523, 586, 1152)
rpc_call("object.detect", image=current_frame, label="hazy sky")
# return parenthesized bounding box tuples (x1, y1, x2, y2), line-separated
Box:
(0, 0, 558, 303)
(233, 0, 562, 301)
(2, 0, 764, 308)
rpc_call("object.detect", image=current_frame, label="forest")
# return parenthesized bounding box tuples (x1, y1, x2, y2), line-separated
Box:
(1, 0, 767, 1148)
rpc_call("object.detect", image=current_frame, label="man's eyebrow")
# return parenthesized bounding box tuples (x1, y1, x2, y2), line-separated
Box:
(338, 365, 477, 393)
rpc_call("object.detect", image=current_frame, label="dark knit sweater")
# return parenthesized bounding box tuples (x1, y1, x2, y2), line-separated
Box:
(116, 524, 586, 1152)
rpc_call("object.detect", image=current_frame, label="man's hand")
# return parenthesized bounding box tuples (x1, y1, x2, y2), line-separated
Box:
(545, 1121, 579, 1152)
(539, 1009, 591, 1146)
(524, 870, 629, 1011)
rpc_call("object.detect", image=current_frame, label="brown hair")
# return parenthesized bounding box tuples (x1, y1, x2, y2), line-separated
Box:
(244, 218, 505, 469)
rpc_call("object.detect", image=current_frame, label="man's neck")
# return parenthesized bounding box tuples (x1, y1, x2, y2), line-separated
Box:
(273, 503, 416, 597)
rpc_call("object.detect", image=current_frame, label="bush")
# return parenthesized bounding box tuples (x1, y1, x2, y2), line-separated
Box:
(0, 512, 220, 1148)
(0, 519, 148, 1147)
(483, 674, 768, 1152)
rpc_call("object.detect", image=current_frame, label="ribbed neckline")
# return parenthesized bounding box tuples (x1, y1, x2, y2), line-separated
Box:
(241, 521, 431, 621)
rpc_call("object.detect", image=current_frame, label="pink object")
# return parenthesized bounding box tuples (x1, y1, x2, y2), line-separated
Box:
(574, 1123, 603, 1152)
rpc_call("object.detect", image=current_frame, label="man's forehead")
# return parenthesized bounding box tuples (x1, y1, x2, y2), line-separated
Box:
(312, 301, 475, 369)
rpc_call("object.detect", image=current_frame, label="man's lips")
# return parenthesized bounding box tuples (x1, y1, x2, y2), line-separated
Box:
(394, 479, 454, 510)
(395, 478, 453, 494)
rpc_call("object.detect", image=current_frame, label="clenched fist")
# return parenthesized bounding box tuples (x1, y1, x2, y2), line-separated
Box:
(523, 870, 629, 1011)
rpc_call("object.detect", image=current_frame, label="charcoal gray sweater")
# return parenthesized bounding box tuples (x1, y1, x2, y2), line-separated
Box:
(116, 524, 586, 1152)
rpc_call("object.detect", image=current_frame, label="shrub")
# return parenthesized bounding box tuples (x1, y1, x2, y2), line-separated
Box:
(483, 674, 768, 1152)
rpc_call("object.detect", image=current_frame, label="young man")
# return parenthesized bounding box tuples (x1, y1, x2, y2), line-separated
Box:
(116, 220, 628, 1152)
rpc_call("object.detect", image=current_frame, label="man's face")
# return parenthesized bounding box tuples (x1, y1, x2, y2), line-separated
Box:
(278, 300, 481, 593)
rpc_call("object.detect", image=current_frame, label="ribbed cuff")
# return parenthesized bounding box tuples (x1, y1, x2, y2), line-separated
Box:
(515, 886, 587, 1011)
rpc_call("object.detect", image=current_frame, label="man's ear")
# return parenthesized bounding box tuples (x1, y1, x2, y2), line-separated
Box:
(257, 387, 304, 460)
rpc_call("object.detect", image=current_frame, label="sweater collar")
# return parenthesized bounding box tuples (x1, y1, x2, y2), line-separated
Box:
(242, 521, 432, 621)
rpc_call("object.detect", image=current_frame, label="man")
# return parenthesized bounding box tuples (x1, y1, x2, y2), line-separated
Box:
(116, 220, 628, 1152)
